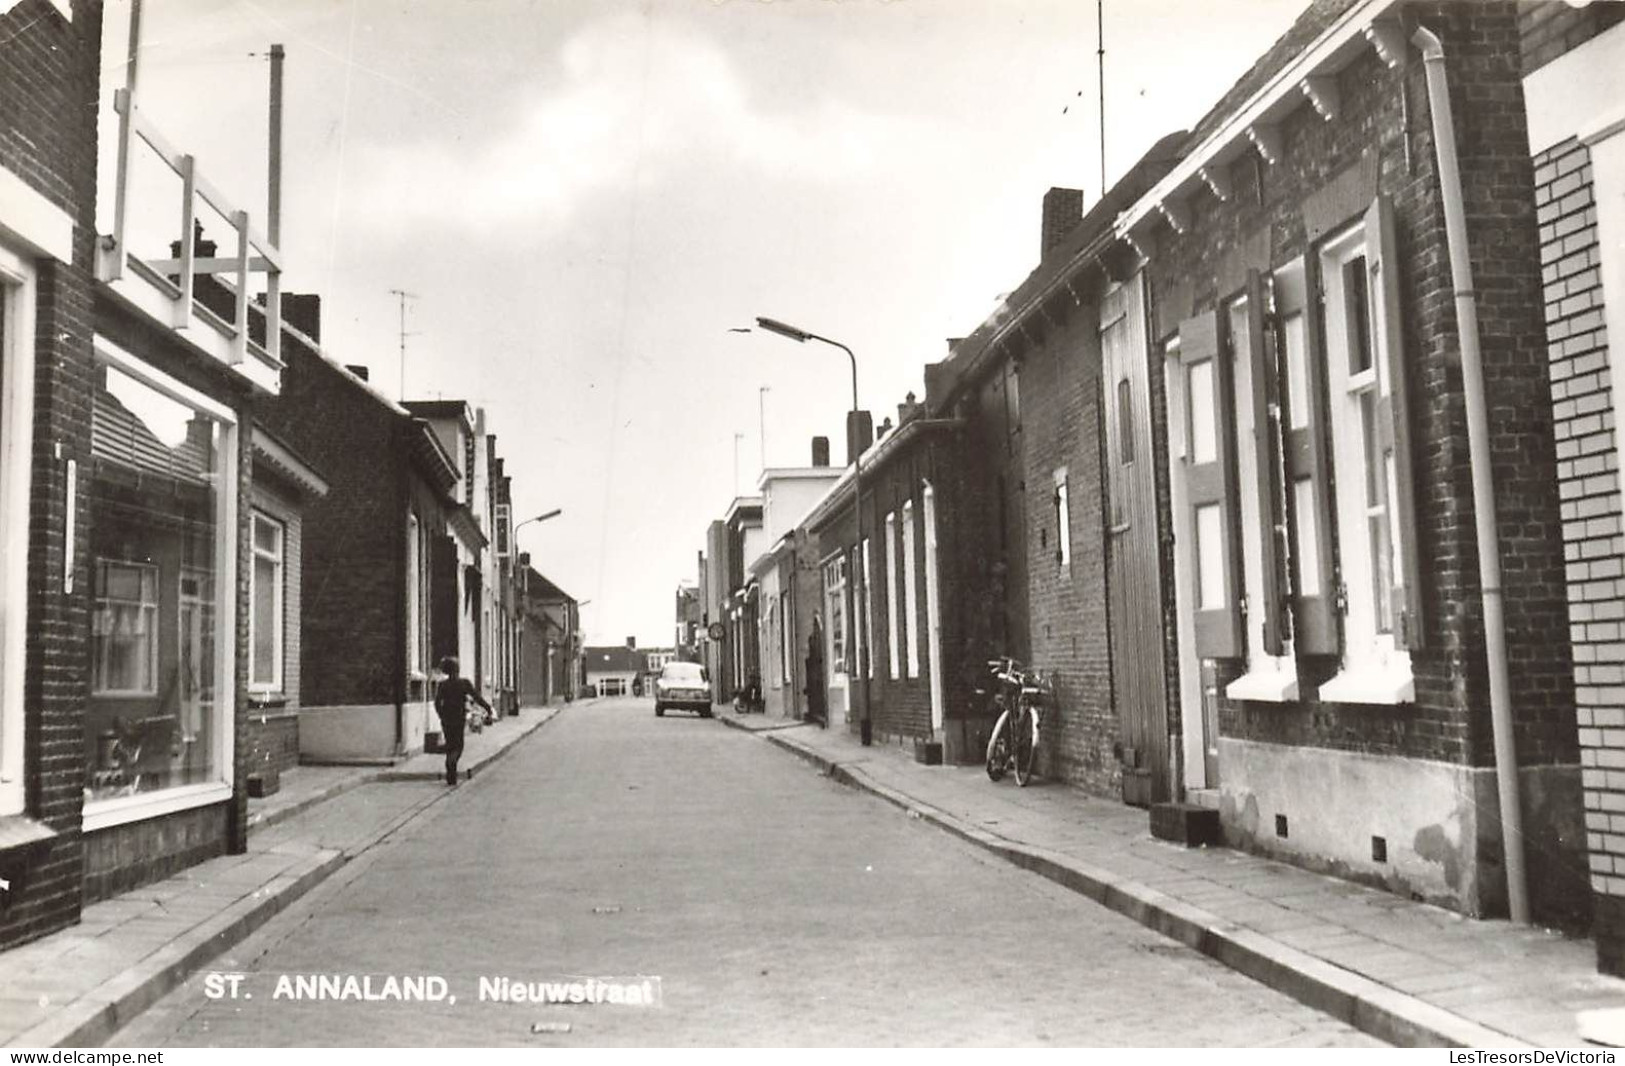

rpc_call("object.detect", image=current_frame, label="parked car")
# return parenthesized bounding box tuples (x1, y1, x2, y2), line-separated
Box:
(654, 661, 712, 717)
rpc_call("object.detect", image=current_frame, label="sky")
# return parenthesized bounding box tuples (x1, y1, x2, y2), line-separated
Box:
(100, 0, 1311, 647)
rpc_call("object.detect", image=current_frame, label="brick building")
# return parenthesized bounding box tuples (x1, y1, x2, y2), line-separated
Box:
(256, 330, 464, 762)
(1, 0, 107, 948)
(1520, 1, 1625, 969)
(1, 0, 310, 946)
(518, 564, 578, 705)
(748, 449, 840, 721)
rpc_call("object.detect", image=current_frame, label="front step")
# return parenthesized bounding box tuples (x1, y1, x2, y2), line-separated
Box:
(1149, 802, 1222, 847)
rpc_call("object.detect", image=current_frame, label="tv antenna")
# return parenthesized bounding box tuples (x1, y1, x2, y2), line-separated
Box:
(389, 288, 419, 401)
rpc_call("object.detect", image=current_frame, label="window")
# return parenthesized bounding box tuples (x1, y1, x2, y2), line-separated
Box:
(85, 340, 236, 819)
(1117, 379, 1135, 465)
(822, 554, 847, 674)
(1053, 472, 1072, 568)
(249, 512, 285, 692)
(495, 503, 510, 557)
(1223, 283, 1297, 702)
(1316, 198, 1422, 703)
(406, 513, 422, 677)
(885, 512, 900, 679)
(860, 538, 875, 678)
(1, 244, 36, 815)
(902, 501, 920, 678)
(1005, 363, 1021, 453)
(93, 561, 159, 694)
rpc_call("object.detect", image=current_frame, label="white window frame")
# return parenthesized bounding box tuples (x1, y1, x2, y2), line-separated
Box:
(885, 511, 900, 679)
(860, 538, 875, 678)
(1317, 221, 1413, 705)
(83, 335, 238, 832)
(1223, 291, 1299, 703)
(0, 243, 37, 815)
(1053, 468, 1072, 570)
(406, 513, 423, 679)
(902, 500, 920, 678)
(248, 510, 286, 694)
(822, 552, 847, 676)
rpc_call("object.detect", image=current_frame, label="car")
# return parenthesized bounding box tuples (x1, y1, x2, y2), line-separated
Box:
(654, 661, 712, 717)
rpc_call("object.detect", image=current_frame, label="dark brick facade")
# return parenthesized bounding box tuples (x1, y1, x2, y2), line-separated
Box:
(1, 0, 103, 951)
(256, 341, 412, 709)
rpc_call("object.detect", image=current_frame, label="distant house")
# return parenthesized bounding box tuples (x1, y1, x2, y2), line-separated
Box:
(245, 427, 330, 791)
(519, 564, 579, 705)
(585, 644, 644, 697)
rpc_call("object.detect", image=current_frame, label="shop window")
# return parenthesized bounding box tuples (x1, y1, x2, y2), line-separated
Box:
(1, 245, 35, 815)
(406, 513, 422, 677)
(85, 343, 235, 817)
(249, 512, 285, 692)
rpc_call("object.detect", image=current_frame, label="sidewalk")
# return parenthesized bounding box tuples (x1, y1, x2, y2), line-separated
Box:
(726, 715, 1625, 1048)
(0, 702, 571, 1049)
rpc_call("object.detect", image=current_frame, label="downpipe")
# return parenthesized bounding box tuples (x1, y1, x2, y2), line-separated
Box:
(1412, 24, 1529, 924)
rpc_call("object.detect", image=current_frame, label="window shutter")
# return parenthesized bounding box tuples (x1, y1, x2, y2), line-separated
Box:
(1243, 270, 1285, 656)
(1284, 258, 1340, 656)
(1179, 311, 1243, 658)
(1366, 195, 1426, 649)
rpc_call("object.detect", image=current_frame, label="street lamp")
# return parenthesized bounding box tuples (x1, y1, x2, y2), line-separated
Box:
(514, 508, 563, 538)
(753, 316, 870, 745)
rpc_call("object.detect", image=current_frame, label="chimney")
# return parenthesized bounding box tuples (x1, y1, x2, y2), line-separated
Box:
(811, 436, 831, 467)
(1041, 187, 1085, 258)
(845, 410, 873, 465)
(282, 293, 321, 342)
(626, 636, 637, 650)
(877, 415, 893, 439)
(345, 364, 370, 381)
(897, 391, 921, 427)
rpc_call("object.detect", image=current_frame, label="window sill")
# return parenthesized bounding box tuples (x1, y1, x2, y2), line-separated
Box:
(1225, 666, 1300, 703)
(82, 781, 232, 833)
(0, 814, 56, 855)
(1318, 665, 1414, 706)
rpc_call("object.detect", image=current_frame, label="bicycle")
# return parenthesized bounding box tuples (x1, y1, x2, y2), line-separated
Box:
(983, 656, 1046, 786)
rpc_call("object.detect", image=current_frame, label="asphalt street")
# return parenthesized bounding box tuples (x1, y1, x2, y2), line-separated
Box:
(111, 697, 1385, 1047)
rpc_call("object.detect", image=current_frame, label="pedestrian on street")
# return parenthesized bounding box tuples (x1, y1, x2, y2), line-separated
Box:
(434, 656, 492, 786)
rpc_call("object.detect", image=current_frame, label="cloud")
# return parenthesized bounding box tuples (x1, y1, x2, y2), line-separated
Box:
(343, 12, 912, 234)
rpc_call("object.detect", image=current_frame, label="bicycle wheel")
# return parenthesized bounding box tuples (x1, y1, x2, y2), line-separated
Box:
(985, 708, 1011, 782)
(1013, 704, 1036, 786)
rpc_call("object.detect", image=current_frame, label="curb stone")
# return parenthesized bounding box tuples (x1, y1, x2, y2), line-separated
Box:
(760, 729, 1529, 1050)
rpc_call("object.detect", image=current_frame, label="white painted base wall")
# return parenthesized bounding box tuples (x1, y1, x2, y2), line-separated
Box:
(299, 704, 402, 764)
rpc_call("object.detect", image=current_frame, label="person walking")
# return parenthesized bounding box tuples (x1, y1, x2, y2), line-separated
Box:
(434, 656, 492, 786)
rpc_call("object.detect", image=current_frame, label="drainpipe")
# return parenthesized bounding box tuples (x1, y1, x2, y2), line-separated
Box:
(1412, 24, 1529, 925)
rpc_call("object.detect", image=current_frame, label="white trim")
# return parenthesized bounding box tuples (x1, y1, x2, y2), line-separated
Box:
(1318, 665, 1414, 706)
(1116, 0, 1392, 237)
(902, 500, 920, 679)
(922, 482, 945, 734)
(81, 781, 233, 833)
(885, 511, 900, 679)
(1226, 667, 1301, 703)
(248, 510, 286, 694)
(0, 164, 74, 264)
(93, 334, 238, 424)
(1523, 21, 1625, 152)
(0, 243, 36, 815)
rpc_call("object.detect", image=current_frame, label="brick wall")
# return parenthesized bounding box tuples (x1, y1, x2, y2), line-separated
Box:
(0, 0, 103, 951)
(1018, 311, 1118, 796)
(1519, 1, 1625, 75)
(256, 342, 408, 707)
(82, 804, 229, 904)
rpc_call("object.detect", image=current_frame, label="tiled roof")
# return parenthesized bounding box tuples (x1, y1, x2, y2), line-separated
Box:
(584, 646, 643, 674)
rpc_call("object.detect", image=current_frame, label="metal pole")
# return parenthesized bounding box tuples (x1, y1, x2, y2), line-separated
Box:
(1097, 0, 1106, 197)
(811, 334, 869, 746)
(759, 386, 770, 471)
(268, 44, 284, 247)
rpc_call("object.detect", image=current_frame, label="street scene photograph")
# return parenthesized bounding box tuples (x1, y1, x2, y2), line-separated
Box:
(6, 0, 1625, 1051)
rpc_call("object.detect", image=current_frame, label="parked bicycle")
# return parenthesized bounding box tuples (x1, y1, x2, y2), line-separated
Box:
(983, 656, 1047, 786)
